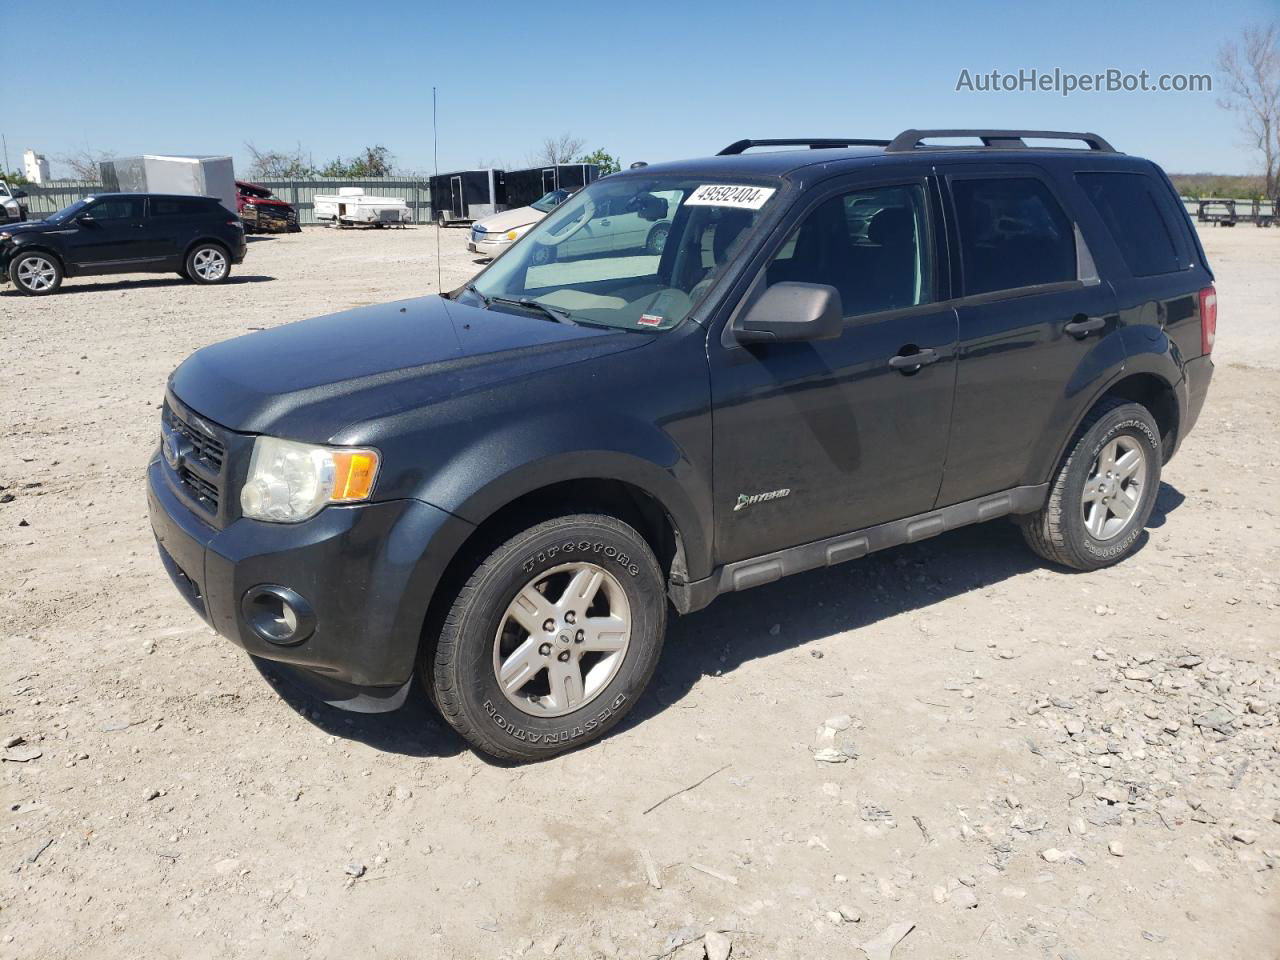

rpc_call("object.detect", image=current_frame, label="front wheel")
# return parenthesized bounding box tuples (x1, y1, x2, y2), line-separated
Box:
(645, 222, 670, 255)
(427, 513, 666, 761)
(185, 243, 231, 285)
(9, 251, 63, 295)
(1020, 398, 1162, 571)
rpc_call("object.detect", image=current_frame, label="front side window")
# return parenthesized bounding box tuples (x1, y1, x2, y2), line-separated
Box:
(764, 183, 933, 316)
(85, 197, 144, 221)
(466, 176, 780, 331)
(1076, 172, 1183, 277)
(951, 177, 1076, 295)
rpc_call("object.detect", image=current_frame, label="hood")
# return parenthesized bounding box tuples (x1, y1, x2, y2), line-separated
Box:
(0, 219, 52, 235)
(170, 294, 646, 440)
(473, 205, 544, 234)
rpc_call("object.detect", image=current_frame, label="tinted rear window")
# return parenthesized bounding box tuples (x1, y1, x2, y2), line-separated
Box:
(150, 197, 211, 217)
(951, 177, 1077, 295)
(1076, 172, 1183, 277)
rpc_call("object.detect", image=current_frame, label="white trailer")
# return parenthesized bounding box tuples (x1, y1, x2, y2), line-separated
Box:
(314, 187, 411, 228)
(99, 155, 237, 213)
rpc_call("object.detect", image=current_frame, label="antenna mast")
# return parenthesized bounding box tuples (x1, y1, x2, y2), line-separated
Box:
(433, 87, 443, 294)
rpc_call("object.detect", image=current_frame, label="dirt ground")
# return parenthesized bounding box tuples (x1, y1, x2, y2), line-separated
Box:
(1, 223, 1277, 960)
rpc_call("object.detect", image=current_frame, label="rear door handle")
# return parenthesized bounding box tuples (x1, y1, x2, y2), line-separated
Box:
(889, 347, 939, 371)
(1064, 315, 1106, 338)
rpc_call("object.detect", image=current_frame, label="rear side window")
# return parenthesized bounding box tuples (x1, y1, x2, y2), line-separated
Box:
(1076, 172, 1183, 277)
(951, 177, 1076, 295)
(150, 197, 209, 217)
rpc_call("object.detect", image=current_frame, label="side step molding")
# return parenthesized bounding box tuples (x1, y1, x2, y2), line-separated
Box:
(668, 484, 1048, 614)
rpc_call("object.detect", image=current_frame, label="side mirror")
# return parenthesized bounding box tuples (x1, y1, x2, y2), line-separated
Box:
(733, 281, 843, 344)
(77, 213, 97, 225)
(12, 189, 27, 199)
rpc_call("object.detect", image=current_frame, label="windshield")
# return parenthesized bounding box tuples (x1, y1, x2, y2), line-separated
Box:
(530, 189, 571, 213)
(46, 198, 93, 224)
(466, 175, 780, 331)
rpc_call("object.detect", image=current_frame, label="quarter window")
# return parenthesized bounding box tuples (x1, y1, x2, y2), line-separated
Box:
(150, 197, 206, 217)
(1076, 172, 1183, 277)
(951, 177, 1076, 295)
(765, 183, 932, 316)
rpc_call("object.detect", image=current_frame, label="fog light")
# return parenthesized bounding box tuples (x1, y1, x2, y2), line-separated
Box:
(241, 584, 315, 646)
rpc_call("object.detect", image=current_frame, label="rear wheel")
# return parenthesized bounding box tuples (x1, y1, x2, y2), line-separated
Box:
(1020, 398, 1161, 571)
(9, 251, 62, 295)
(185, 243, 230, 284)
(427, 513, 666, 761)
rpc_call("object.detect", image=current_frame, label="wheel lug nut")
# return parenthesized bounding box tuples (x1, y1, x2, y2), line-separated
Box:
(565, 611, 576, 624)
(538, 642, 552, 656)
(542, 619, 555, 632)
(556, 650, 571, 662)
(575, 630, 585, 643)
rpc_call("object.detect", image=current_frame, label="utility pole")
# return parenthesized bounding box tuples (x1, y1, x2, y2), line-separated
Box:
(1, 133, 10, 177)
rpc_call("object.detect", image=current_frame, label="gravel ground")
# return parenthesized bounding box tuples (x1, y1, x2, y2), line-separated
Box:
(1, 224, 1277, 959)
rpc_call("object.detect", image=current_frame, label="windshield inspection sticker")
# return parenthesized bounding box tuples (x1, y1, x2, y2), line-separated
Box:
(638, 314, 664, 327)
(685, 184, 776, 210)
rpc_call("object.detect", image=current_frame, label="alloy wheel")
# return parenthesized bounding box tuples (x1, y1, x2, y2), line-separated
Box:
(1081, 435, 1147, 540)
(492, 562, 631, 718)
(17, 257, 56, 292)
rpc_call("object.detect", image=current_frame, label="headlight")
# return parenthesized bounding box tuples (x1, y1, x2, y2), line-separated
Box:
(239, 436, 380, 523)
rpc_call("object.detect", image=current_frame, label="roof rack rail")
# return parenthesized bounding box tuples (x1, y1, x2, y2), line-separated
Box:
(885, 129, 1116, 153)
(717, 138, 891, 156)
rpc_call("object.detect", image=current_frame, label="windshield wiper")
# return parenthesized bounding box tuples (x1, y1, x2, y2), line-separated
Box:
(488, 296, 577, 326)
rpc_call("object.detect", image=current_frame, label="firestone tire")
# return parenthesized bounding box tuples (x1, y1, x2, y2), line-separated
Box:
(426, 513, 666, 762)
(1020, 397, 1162, 571)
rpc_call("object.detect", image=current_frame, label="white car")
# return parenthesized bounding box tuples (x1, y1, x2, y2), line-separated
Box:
(0, 181, 28, 225)
(468, 189, 574, 259)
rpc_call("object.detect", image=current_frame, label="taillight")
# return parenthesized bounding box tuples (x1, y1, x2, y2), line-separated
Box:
(1198, 286, 1217, 356)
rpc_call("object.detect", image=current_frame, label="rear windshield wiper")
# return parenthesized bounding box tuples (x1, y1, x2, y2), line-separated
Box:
(488, 296, 577, 326)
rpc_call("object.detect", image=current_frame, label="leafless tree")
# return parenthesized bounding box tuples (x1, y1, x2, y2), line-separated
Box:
(1218, 23, 1280, 198)
(528, 133, 585, 166)
(244, 142, 315, 180)
(58, 146, 115, 181)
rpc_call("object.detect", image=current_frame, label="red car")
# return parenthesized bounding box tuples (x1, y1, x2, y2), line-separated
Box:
(236, 180, 300, 233)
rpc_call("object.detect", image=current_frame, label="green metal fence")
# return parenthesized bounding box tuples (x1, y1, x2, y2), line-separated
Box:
(17, 177, 434, 225)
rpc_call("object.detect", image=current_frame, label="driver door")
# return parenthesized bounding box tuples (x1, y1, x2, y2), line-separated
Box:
(709, 174, 959, 563)
(63, 197, 148, 271)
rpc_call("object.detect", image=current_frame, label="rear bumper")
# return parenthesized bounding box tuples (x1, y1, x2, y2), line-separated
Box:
(1174, 354, 1214, 459)
(147, 455, 471, 690)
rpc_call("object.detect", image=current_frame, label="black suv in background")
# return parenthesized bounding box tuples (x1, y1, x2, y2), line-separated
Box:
(1, 193, 246, 295)
(148, 129, 1215, 761)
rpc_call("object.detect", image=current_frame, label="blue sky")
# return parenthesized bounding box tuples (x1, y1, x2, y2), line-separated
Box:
(3, 0, 1278, 178)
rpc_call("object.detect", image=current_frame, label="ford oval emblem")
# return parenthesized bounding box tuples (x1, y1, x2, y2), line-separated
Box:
(162, 430, 191, 470)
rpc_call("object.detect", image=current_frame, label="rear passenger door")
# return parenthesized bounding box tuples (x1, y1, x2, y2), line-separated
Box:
(936, 165, 1121, 507)
(146, 197, 205, 266)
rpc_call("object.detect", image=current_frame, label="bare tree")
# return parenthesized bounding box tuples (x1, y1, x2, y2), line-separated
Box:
(244, 142, 315, 180)
(58, 145, 115, 181)
(528, 133, 585, 166)
(1218, 23, 1280, 198)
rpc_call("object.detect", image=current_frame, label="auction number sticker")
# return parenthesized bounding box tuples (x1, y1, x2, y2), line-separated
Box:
(684, 184, 776, 210)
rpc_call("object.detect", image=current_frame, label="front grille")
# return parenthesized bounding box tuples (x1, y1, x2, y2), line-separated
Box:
(165, 405, 225, 469)
(163, 399, 230, 520)
(179, 464, 220, 508)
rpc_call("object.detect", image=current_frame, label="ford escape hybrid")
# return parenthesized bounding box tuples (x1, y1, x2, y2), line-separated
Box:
(148, 129, 1215, 761)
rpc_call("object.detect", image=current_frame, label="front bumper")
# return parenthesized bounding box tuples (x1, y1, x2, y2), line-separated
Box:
(467, 232, 513, 259)
(147, 456, 469, 691)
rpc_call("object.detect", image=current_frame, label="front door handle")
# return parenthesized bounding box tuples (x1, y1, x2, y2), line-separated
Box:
(889, 347, 939, 371)
(1064, 315, 1106, 338)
